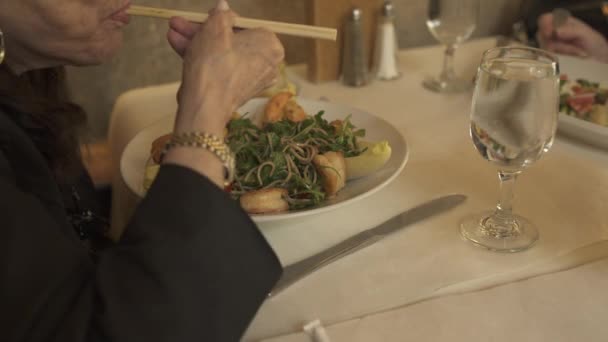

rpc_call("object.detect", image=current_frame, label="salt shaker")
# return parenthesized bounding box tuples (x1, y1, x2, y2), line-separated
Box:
(341, 8, 369, 87)
(372, 1, 401, 80)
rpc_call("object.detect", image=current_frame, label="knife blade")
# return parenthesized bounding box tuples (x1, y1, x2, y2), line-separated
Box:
(269, 194, 467, 297)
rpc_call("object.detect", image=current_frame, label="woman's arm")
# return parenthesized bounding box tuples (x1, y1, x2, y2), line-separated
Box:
(94, 164, 281, 341)
(2, 2, 285, 340)
(94, 6, 286, 337)
(0, 163, 281, 342)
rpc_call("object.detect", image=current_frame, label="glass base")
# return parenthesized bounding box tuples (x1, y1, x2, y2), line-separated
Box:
(460, 211, 539, 253)
(423, 77, 472, 93)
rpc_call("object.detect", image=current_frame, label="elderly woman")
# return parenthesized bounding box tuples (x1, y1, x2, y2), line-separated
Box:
(0, 0, 284, 341)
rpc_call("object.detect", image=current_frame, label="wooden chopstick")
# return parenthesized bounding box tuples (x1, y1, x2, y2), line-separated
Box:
(126, 5, 337, 41)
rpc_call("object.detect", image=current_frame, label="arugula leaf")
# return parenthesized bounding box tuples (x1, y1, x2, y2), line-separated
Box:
(577, 78, 599, 89)
(596, 91, 607, 105)
(227, 108, 366, 209)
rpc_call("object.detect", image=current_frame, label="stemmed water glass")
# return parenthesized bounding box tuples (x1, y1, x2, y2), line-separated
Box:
(461, 47, 560, 252)
(424, 0, 479, 93)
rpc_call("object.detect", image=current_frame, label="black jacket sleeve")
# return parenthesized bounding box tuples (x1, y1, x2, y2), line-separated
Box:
(0, 164, 282, 342)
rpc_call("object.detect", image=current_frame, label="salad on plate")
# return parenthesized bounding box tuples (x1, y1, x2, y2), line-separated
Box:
(560, 75, 608, 126)
(144, 93, 393, 215)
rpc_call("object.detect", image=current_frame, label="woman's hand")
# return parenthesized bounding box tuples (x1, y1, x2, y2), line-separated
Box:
(537, 13, 608, 63)
(163, 0, 284, 187)
(168, 2, 284, 136)
(167, 16, 200, 58)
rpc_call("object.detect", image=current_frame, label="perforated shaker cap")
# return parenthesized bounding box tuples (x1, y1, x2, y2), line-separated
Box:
(351, 7, 362, 21)
(382, 1, 395, 17)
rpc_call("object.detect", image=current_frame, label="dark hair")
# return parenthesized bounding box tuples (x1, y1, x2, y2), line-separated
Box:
(0, 65, 86, 182)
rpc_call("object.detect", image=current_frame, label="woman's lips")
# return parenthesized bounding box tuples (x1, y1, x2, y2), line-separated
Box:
(112, 11, 130, 25)
(110, 2, 131, 24)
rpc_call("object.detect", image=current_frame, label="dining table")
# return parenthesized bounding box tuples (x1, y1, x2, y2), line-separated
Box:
(108, 37, 608, 341)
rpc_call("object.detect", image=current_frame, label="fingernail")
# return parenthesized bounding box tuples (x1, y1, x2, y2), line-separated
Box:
(217, 0, 230, 11)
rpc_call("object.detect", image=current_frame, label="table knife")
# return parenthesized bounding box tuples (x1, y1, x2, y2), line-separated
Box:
(269, 194, 467, 297)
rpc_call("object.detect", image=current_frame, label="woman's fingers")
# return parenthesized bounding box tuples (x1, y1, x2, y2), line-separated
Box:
(167, 17, 201, 57)
(216, 0, 230, 11)
(167, 29, 191, 56)
(547, 41, 588, 57)
(167, 4, 236, 57)
(537, 13, 555, 40)
(169, 16, 200, 39)
(199, 8, 236, 53)
(556, 17, 587, 40)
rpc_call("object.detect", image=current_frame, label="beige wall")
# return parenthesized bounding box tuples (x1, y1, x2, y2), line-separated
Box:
(68, 0, 524, 139)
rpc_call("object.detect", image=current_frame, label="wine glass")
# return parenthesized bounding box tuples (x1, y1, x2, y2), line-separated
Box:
(461, 47, 560, 252)
(424, 0, 479, 93)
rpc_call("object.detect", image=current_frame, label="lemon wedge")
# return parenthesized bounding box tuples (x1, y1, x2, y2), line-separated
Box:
(590, 104, 608, 126)
(143, 164, 160, 192)
(259, 62, 297, 97)
(345, 140, 392, 180)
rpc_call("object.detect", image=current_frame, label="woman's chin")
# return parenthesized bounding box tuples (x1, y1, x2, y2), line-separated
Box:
(73, 33, 124, 66)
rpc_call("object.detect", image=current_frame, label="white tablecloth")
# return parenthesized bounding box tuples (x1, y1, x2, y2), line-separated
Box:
(263, 244, 608, 342)
(108, 37, 608, 341)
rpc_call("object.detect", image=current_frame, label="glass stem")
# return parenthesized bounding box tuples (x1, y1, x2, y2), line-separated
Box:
(494, 171, 518, 225)
(440, 44, 457, 82)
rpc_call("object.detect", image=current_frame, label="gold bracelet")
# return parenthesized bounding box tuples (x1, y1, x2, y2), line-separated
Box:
(161, 132, 235, 187)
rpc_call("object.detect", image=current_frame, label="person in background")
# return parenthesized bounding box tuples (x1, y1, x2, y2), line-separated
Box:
(525, 0, 608, 63)
(0, 0, 284, 341)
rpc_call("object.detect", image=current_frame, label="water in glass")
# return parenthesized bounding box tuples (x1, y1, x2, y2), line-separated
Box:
(471, 58, 559, 172)
(461, 47, 559, 253)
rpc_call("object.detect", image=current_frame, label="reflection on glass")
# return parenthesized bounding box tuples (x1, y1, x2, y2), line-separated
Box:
(461, 47, 560, 252)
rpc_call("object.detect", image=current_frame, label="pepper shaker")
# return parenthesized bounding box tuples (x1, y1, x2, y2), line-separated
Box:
(341, 8, 370, 87)
(373, 1, 401, 80)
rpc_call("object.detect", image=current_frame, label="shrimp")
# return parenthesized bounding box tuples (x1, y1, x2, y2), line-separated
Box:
(283, 99, 308, 122)
(150, 133, 172, 164)
(312, 151, 346, 196)
(240, 188, 289, 214)
(264, 92, 293, 123)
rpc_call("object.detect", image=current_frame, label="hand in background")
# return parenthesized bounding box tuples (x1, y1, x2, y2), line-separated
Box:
(537, 12, 608, 63)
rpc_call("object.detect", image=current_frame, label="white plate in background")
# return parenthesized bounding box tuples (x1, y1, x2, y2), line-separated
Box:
(557, 54, 608, 150)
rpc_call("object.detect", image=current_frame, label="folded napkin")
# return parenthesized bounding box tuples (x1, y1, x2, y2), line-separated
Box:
(303, 320, 332, 342)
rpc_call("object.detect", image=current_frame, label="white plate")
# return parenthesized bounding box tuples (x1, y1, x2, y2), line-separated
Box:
(557, 54, 608, 149)
(121, 98, 409, 222)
